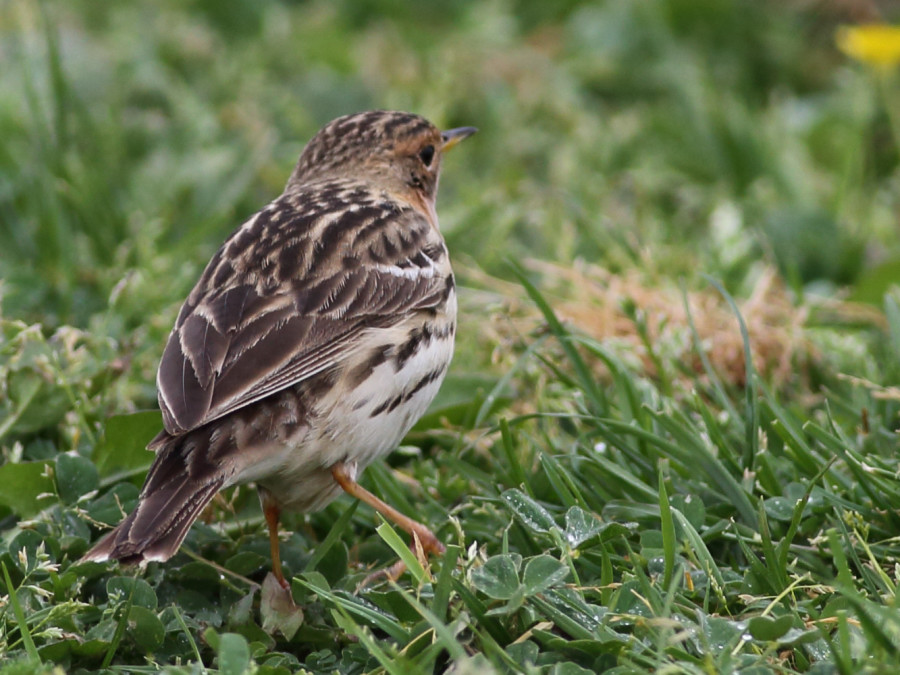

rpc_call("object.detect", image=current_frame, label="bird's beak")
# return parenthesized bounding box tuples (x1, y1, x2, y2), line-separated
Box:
(441, 126, 478, 152)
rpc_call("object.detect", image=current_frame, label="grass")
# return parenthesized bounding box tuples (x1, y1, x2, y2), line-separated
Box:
(3, 0, 900, 672)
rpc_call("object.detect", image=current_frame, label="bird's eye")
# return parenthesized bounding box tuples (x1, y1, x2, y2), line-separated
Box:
(418, 144, 435, 167)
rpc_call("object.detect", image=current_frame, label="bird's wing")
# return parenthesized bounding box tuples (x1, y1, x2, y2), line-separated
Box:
(156, 184, 453, 435)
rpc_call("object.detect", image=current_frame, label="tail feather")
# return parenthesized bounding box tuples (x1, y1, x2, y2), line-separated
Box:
(82, 431, 231, 564)
(82, 481, 223, 564)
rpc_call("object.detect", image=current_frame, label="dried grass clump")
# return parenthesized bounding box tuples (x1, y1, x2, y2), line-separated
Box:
(467, 260, 824, 392)
(534, 261, 810, 389)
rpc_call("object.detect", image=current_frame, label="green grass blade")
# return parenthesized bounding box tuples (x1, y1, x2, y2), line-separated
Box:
(842, 593, 900, 657)
(389, 580, 467, 661)
(826, 529, 855, 590)
(670, 509, 725, 592)
(432, 544, 460, 622)
(376, 520, 428, 585)
(102, 573, 137, 668)
(2, 562, 41, 665)
(511, 261, 607, 414)
(658, 465, 675, 589)
(757, 498, 787, 591)
(331, 609, 416, 675)
(775, 458, 835, 570)
(680, 283, 740, 424)
(499, 417, 530, 493)
(704, 275, 759, 472)
(297, 577, 410, 643)
(305, 500, 359, 573)
(171, 604, 205, 671)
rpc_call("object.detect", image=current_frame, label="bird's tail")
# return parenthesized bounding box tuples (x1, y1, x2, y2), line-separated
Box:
(82, 430, 228, 565)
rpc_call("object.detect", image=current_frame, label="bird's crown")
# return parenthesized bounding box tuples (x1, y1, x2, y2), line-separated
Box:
(288, 110, 439, 185)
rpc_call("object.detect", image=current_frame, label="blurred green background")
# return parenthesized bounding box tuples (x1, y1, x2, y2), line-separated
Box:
(3, 0, 899, 334)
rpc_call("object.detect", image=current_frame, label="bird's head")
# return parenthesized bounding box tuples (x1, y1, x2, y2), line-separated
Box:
(286, 110, 476, 211)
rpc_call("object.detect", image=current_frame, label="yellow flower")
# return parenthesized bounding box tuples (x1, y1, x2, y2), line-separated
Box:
(837, 24, 900, 67)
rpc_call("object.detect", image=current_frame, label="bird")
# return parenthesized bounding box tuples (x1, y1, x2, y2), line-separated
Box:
(83, 110, 476, 588)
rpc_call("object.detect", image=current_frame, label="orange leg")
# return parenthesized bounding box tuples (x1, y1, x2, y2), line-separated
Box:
(261, 493, 290, 590)
(331, 462, 445, 579)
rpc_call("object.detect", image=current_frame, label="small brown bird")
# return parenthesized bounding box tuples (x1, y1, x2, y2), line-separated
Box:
(84, 111, 476, 587)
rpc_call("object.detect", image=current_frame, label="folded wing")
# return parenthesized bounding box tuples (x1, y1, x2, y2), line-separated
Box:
(156, 183, 452, 435)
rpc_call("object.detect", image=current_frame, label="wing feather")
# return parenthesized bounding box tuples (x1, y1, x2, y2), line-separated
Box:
(157, 182, 451, 435)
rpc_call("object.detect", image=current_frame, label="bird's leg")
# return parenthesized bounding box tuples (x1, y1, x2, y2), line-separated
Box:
(331, 462, 445, 580)
(260, 489, 290, 590)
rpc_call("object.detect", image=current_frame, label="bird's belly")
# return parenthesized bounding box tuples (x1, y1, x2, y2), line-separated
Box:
(252, 318, 455, 512)
(327, 332, 453, 465)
